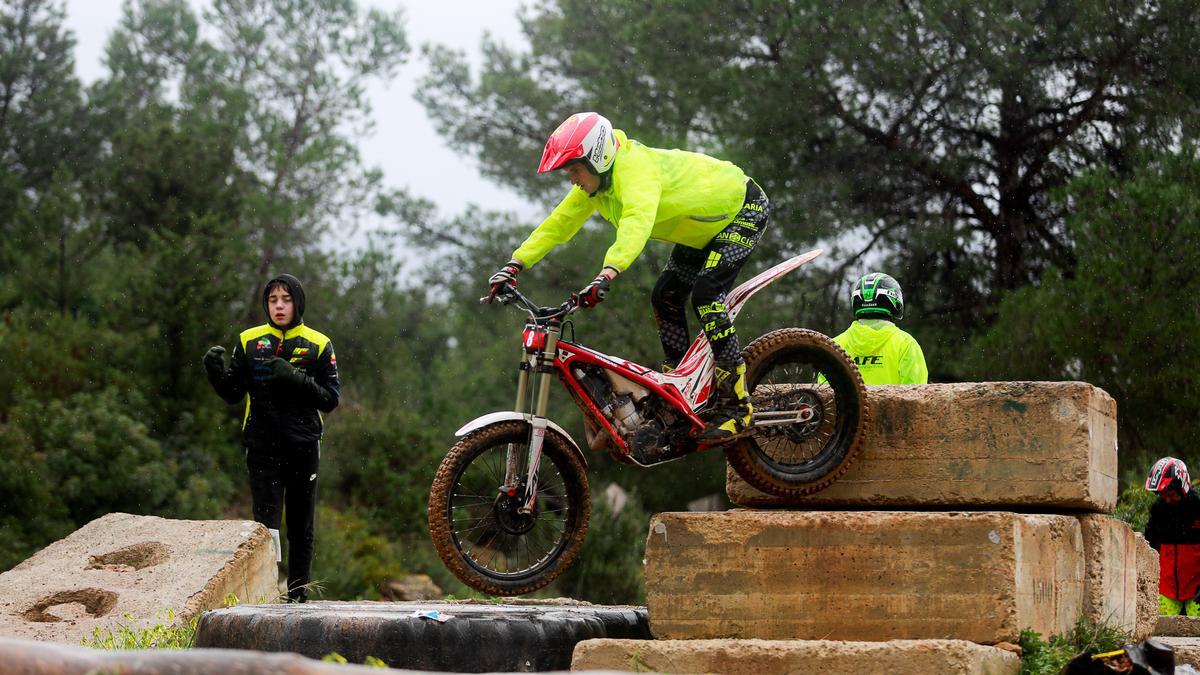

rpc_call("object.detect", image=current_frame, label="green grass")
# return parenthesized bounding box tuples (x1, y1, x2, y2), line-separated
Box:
(82, 609, 199, 650)
(322, 652, 389, 667)
(82, 594, 253, 650)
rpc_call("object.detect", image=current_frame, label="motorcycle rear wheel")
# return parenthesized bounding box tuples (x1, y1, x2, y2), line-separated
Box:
(725, 328, 868, 496)
(428, 421, 591, 596)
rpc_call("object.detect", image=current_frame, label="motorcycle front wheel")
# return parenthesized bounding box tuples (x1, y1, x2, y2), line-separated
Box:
(428, 420, 591, 596)
(725, 328, 868, 497)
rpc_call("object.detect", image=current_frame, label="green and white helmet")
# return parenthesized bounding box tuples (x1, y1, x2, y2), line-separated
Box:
(852, 272, 904, 320)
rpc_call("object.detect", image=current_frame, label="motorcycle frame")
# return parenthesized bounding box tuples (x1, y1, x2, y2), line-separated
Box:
(502, 249, 825, 510)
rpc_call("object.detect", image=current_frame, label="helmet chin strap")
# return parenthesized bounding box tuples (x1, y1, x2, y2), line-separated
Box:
(590, 169, 613, 196)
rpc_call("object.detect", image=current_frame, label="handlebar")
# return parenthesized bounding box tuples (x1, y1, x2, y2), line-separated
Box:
(479, 284, 579, 321)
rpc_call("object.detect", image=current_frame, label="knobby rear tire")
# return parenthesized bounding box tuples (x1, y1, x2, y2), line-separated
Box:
(725, 328, 868, 497)
(428, 421, 591, 596)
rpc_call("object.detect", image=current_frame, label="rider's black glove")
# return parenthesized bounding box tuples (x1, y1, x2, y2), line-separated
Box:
(574, 270, 615, 309)
(203, 345, 226, 374)
(486, 259, 523, 303)
(266, 356, 308, 388)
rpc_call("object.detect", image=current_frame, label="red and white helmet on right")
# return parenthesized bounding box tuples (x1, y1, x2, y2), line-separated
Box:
(537, 112, 619, 175)
(1146, 457, 1191, 494)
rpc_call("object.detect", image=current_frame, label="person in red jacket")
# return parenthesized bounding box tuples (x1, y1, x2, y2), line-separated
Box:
(1144, 457, 1200, 616)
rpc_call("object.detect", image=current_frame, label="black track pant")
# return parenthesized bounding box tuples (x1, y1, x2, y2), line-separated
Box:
(652, 178, 771, 367)
(246, 439, 320, 601)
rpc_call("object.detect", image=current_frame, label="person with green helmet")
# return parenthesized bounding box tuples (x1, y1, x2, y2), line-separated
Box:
(832, 272, 928, 385)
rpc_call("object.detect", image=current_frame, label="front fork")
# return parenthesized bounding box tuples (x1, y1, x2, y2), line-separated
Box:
(505, 325, 560, 514)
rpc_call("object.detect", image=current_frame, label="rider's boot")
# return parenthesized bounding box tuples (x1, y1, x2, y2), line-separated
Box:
(697, 360, 752, 442)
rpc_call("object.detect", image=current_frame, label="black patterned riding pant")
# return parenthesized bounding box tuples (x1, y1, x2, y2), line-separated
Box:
(651, 178, 770, 368)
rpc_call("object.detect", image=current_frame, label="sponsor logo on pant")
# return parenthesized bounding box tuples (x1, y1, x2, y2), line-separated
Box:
(708, 325, 736, 340)
(715, 230, 756, 248)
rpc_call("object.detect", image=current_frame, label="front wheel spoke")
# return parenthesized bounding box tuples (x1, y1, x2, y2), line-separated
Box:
(450, 498, 495, 508)
(528, 527, 557, 554)
(454, 519, 500, 538)
(452, 490, 498, 500)
(475, 527, 503, 557)
(450, 513, 498, 526)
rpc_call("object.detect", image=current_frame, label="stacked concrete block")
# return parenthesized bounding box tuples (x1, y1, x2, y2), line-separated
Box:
(643, 510, 1081, 643)
(1136, 534, 1162, 639)
(0, 512, 277, 645)
(727, 382, 1118, 509)
(573, 382, 1152, 672)
(572, 638, 1020, 674)
(1161, 638, 1200, 670)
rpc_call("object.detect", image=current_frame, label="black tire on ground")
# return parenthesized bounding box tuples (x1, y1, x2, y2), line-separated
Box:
(194, 601, 652, 672)
(725, 327, 868, 496)
(428, 420, 591, 596)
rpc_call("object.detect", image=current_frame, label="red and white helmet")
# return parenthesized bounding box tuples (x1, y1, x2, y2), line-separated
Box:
(537, 112, 619, 175)
(1146, 457, 1191, 494)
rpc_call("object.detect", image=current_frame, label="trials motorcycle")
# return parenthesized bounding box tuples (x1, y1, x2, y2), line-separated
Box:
(428, 249, 868, 595)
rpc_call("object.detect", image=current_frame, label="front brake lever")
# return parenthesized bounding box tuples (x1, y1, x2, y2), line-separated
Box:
(479, 284, 518, 306)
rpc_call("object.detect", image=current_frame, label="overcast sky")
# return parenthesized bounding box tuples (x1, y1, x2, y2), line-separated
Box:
(61, 0, 535, 238)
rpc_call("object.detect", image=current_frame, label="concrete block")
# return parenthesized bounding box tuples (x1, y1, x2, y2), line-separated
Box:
(0, 513, 277, 644)
(644, 510, 1082, 643)
(1153, 637, 1200, 669)
(1078, 515, 1140, 636)
(0, 636, 378, 674)
(1155, 615, 1200, 637)
(1136, 534, 1161, 639)
(728, 382, 1117, 510)
(571, 638, 1020, 674)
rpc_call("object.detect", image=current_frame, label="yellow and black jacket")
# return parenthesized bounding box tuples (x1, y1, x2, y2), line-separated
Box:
(207, 274, 340, 445)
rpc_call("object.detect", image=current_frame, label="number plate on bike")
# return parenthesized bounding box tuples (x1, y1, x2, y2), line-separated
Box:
(522, 324, 549, 353)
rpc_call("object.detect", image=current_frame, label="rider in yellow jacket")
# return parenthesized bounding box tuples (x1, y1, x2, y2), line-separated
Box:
(833, 273, 928, 385)
(487, 112, 768, 440)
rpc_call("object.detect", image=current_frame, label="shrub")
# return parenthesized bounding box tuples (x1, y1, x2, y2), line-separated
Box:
(1019, 617, 1131, 675)
(304, 505, 410, 600)
(1112, 481, 1156, 533)
(554, 485, 648, 605)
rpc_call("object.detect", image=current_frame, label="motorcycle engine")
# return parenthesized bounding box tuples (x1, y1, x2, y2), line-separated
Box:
(573, 365, 680, 464)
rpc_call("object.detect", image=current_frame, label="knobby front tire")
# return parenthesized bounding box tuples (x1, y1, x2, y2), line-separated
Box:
(428, 421, 591, 596)
(725, 328, 868, 497)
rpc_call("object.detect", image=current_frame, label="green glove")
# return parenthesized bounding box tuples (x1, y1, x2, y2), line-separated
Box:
(267, 356, 308, 388)
(203, 345, 226, 374)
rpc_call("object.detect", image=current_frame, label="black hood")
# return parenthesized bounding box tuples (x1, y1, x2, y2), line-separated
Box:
(263, 273, 306, 330)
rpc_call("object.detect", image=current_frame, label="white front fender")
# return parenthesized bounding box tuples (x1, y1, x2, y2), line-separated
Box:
(454, 411, 587, 466)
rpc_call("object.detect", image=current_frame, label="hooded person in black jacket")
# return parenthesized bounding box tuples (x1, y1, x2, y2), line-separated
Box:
(203, 274, 340, 602)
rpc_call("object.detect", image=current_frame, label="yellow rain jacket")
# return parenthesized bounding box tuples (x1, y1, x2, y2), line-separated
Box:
(513, 130, 748, 271)
(832, 320, 928, 385)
